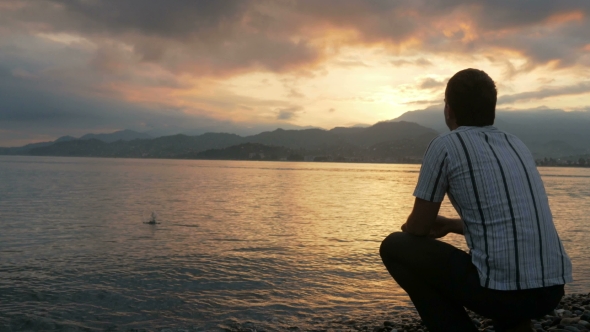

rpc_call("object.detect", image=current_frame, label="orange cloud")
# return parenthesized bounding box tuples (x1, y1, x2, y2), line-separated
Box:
(546, 11, 585, 25)
(4, 0, 590, 146)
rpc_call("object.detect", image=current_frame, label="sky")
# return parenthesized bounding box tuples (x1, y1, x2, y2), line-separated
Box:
(1, 0, 590, 146)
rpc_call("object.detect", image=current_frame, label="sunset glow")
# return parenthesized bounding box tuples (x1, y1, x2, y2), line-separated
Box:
(1, 0, 590, 145)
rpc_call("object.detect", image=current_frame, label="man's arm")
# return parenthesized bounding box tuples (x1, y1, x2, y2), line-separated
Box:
(401, 197, 441, 236)
(428, 216, 464, 238)
(401, 197, 464, 237)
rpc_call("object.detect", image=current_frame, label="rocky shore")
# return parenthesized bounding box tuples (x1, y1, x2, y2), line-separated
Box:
(214, 292, 590, 332)
(4, 293, 589, 332)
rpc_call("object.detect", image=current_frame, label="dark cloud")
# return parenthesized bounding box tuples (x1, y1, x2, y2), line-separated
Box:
(3, 0, 589, 76)
(498, 82, 590, 104)
(1, 0, 590, 145)
(295, 0, 590, 68)
(0, 65, 158, 129)
(276, 106, 303, 120)
(0, 71, 311, 146)
(54, 0, 247, 38)
(468, 0, 586, 30)
(0, 0, 323, 77)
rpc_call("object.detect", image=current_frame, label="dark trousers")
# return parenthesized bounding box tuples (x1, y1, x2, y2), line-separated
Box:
(379, 232, 564, 332)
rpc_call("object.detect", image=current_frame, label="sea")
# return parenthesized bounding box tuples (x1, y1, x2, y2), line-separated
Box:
(1, 156, 589, 331)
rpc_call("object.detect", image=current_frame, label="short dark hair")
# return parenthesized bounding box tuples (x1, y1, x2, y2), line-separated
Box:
(445, 68, 497, 127)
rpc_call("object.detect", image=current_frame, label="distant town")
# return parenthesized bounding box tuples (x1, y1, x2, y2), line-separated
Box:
(535, 157, 590, 167)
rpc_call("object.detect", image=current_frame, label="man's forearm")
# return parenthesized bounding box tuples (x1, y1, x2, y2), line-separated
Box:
(402, 220, 431, 236)
(443, 217, 464, 235)
(402, 198, 443, 236)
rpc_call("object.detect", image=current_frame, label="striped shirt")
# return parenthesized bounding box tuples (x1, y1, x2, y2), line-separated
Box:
(414, 126, 573, 290)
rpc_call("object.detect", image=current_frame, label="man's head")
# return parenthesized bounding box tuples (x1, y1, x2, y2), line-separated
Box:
(444, 68, 497, 129)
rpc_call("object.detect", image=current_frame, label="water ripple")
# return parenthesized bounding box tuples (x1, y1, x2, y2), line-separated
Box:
(0, 157, 588, 331)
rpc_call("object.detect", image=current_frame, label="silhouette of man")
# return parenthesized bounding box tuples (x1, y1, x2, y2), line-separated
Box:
(380, 69, 572, 332)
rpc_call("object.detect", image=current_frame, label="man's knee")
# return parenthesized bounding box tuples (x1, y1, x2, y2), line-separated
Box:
(380, 231, 412, 259)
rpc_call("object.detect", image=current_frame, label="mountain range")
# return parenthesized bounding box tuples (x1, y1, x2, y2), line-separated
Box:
(3, 121, 438, 163)
(1, 108, 589, 161)
(396, 107, 590, 158)
(0, 129, 151, 155)
(77, 129, 152, 143)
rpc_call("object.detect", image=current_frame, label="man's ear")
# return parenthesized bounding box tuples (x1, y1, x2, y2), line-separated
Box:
(444, 104, 453, 120)
(444, 103, 458, 131)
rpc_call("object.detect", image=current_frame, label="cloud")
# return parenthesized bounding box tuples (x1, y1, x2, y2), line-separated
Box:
(334, 60, 370, 67)
(1, 0, 590, 145)
(2, 0, 590, 77)
(404, 99, 440, 106)
(0, 0, 326, 78)
(419, 77, 447, 90)
(276, 106, 303, 120)
(498, 82, 590, 104)
(391, 58, 433, 67)
(287, 88, 305, 98)
(0, 70, 313, 146)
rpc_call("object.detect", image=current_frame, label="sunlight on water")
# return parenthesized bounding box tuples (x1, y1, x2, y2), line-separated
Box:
(0, 156, 588, 331)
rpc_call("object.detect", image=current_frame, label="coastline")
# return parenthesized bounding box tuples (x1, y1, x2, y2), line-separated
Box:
(222, 292, 590, 332)
(3, 154, 590, 169)
(4, 293, 589, 332)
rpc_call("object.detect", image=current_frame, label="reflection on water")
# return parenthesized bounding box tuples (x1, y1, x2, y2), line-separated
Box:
(0, 156, 588, 331)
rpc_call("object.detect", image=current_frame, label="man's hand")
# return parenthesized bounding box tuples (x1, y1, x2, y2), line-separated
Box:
(401, 223, 408, 233)
(427, 216, 464, 238)
(401, 198, 441, 236)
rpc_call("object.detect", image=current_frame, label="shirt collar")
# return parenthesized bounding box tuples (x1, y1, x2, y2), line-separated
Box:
(454, 125, 498, 132)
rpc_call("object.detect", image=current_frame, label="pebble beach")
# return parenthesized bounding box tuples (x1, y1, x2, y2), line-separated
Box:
(222, 292, 590, 332)
(5, 293, 588, 332)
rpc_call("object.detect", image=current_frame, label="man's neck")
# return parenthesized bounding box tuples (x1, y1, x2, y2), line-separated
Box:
(448, 123, 459, 131)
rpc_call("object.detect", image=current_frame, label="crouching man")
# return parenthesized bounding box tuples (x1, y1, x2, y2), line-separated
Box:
(380, 69, 572, 332)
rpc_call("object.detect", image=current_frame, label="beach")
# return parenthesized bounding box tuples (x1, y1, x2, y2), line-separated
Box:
(5, 293, 589, 331)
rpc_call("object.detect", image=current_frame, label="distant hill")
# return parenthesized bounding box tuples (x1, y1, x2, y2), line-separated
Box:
(21, 121, 439, 162)
(242, 121, 437, 149)
(0, 136, 75, 155)
(55, 135, 77, 143)
(328, 126, 366, 137)
(79, 129, 151, 143)
(3, 110, 588, 160)
(393, 107, 590, 158)
(0, 130, 150, 155)
(341, 121, 434, 147)
(246, 128, 342, 149)
(29, 139, 110, 157)
(191, 143, 303, 161)
(189, 131, 436, 163)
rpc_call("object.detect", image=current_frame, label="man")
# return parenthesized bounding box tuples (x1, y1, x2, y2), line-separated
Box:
(379, 69, 572, 332)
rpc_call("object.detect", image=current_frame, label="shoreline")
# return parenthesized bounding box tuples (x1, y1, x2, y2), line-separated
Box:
(3, 154, 590, 169)
(216, 292, 590, 332)
(5, 293, 588, 332)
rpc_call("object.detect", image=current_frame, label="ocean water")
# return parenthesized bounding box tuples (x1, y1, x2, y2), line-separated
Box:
(0, 156, 589, 331)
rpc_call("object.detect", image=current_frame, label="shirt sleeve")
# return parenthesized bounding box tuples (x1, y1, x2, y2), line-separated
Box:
(413, 136, 449, 202)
